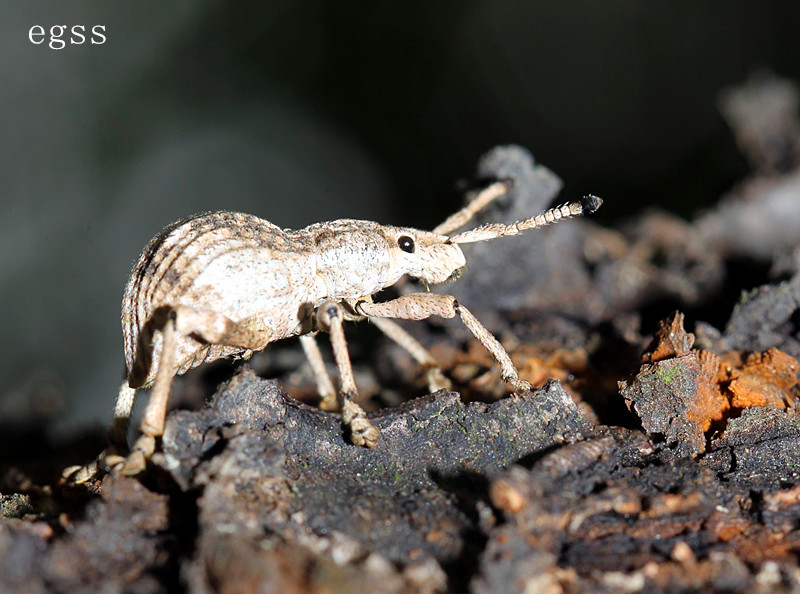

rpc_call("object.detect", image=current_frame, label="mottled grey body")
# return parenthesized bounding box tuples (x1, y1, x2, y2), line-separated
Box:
(122, 211, 463, 389)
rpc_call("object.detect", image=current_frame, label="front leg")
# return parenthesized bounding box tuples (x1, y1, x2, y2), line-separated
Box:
(316, 301, 380, 448)
(357, 294, 532, 393)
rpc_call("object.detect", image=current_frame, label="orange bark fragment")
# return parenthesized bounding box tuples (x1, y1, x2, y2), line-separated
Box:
(720, 347, 800, 409)
(643, 312, 695, 363)
(707, 512, 750, 542)
(638, 313, 799, 442)
(685, 350, 729, 432)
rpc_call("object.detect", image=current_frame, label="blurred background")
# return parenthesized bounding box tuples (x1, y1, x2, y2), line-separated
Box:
(1, 1, 799, 433)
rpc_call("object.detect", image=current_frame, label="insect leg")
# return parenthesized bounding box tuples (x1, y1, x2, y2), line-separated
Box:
(455, 304, 532, 392)
(120, 306, 274, 475)
(137, 305, 273, 436)
(299, 333, 338, 411)
(138, 311, 178, 438)
(432, 180, 512, 235)
(121, 311, 180, 475)
(367, 316, 452, 393)
(62, 379, 136, 482)
(71, 301, 276, 481)
(357, 294, 532, 393)
(108, 380, 136, 447)
(316, 301, 380, 448)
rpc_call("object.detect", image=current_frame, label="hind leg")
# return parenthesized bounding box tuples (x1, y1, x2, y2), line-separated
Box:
(119, 306, 275, 474)
(82, 306, 271, 478)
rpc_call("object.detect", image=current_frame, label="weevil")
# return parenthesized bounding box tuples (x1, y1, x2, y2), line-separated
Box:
(83, 182, 601, 477)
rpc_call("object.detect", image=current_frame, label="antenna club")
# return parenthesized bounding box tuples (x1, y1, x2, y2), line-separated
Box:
(580, 195, 603, 214)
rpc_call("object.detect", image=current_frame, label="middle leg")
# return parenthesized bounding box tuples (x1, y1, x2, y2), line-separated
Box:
(299, 333, 338, 411)
(367, 316, 452, 393)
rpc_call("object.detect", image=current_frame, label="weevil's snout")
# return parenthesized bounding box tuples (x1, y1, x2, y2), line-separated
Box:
(410, 237, 466, 285)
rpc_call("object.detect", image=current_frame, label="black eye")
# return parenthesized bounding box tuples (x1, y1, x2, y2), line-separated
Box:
(398, 235, 415, 253)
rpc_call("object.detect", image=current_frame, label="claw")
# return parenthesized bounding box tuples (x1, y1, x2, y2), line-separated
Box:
(118, 435, 156, 475)
(62, 462, 98, 484)
(510, 378, 532, 393)
(119, 450, 147, 476)
(341, 399, 379, 448)
(319, 391, 339, 412)
(350, 418, 380, 448)
(426, 367, 453, 393)
(62, 443, 127, 484)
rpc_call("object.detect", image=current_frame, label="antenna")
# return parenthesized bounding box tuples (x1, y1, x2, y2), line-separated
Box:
(448, 195, 602, 244)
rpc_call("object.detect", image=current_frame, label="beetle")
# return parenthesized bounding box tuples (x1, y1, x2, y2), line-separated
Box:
(93, 182, 600, 476)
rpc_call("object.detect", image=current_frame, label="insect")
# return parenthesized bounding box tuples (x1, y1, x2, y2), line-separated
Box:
(86, 181, 601, 477)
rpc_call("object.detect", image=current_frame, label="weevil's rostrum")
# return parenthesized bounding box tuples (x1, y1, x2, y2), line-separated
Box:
(106, 182, 601, 476)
